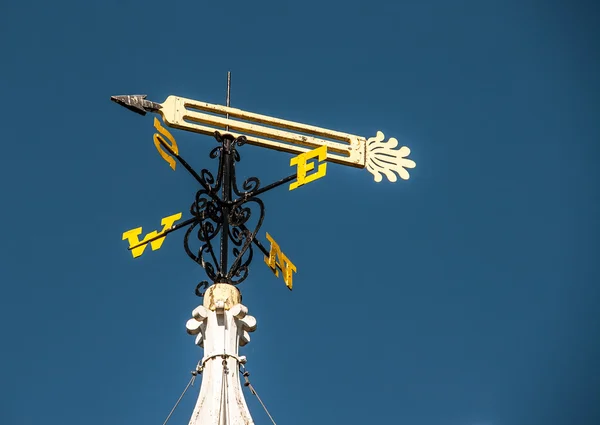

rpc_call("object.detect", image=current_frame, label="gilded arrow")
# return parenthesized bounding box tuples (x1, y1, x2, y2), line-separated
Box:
(110, 94, 416, 182)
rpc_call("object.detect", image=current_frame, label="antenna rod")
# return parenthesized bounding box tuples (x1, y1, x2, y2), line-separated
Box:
(226, 71, 231, 131)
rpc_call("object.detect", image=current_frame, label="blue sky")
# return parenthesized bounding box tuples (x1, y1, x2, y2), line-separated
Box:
(1, 1, 598, 425)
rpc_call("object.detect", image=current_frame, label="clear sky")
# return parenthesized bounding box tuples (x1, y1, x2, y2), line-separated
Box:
(1, 1, 598, 425)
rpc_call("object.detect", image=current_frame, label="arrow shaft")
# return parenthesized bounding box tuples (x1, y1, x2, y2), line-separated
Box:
(158, 96, 366, 168)
(110, 93, 417, 182)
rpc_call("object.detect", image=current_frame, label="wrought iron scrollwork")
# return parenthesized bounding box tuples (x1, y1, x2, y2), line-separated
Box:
(151, 129, 297, 295)
(171, 131, 270, 293)
(195, 281, 209, 297)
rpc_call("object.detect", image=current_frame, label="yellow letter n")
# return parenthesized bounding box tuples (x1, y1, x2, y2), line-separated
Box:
(122, 212, 182, 258)
(264, 232, 297, 290)
(289, 145, 327, 191)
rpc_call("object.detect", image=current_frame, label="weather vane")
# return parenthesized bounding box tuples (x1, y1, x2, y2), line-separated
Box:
(111, 74, 416, 425)
(113, 77, 415, 292)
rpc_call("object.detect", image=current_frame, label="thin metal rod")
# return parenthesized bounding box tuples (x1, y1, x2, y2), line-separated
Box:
(219, 71, 232, 277)
(247, 382, 277, 425)
(155, 134, 223, 205)
(235, 173, 297, 204)
(219, 140, 233, 274)
(226, 71, 231, 131)
(238, 223, 284, 274)
(162, 374, 196, 425)
(128, 216, 198, 251)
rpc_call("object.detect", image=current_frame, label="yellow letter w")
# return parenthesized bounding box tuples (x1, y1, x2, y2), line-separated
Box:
(122, 212, 182, 258)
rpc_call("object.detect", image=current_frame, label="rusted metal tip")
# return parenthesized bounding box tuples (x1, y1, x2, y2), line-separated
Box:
(110, 94, 161, 116)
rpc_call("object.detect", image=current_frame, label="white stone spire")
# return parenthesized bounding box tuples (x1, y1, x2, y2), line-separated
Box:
(185, 284, 257, 425)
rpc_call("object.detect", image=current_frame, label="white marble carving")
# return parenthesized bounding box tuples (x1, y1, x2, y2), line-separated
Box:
(185, 299, 257, 425)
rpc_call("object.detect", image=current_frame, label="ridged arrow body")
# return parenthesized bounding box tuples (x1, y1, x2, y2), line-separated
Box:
(110, 93, 416, 181)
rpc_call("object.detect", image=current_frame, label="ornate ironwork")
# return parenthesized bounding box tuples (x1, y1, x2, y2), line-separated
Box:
(146, 130, 295, 294)
(113, 81, 416, 297)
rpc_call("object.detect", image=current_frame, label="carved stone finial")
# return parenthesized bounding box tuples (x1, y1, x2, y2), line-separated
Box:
(185, 293, 257, 424)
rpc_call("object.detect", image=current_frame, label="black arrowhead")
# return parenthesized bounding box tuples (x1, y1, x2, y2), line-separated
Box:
(110, 94, 161, 116)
